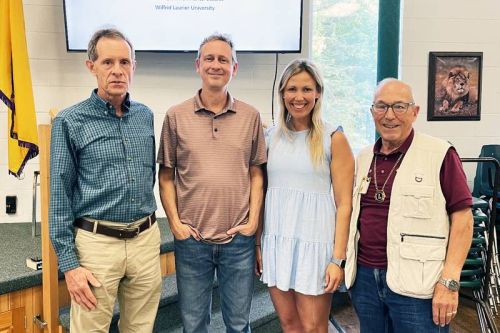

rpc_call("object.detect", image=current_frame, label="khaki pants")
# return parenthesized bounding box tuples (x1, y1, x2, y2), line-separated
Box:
(71, 220, 162, 333)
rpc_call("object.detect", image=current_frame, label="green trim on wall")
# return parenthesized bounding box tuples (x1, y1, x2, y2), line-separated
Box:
(375, 0, 400, 140)
(377, 0, 400, 82)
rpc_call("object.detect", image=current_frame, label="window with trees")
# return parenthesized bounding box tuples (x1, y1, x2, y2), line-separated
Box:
(312, 0, 379, 153)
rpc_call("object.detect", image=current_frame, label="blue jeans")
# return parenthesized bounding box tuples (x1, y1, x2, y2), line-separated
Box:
(350, 265, 449, 333)
(174, 233, 255, 333)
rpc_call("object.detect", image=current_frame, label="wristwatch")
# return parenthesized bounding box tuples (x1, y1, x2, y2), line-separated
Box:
(438, 278, 460, 292)
(330, 257, 346, 269)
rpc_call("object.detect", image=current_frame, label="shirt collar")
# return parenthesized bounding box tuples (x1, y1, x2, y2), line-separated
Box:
(373, 129, 414, 156)
(194, 89, 236, 115)
(90, 89, 131, 116)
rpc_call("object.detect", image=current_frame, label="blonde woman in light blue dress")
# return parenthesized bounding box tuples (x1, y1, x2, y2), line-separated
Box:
(256, 59, 354, 332)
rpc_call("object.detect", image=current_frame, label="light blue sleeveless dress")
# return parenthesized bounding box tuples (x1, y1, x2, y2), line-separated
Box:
(261, 123, 340, 295)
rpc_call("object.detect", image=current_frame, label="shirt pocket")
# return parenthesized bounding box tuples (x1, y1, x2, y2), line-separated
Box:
(398, 240, 446, 295)
(79, 132, 123, 167)
(401, 185, 434, 219)
(130, 133, 155, 167)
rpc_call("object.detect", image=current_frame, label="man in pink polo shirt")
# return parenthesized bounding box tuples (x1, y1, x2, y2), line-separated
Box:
(345, 78, 473, 332)
(157, 33, 266, 332)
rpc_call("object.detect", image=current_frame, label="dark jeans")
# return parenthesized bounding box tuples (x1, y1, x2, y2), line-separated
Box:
(350, 265, 449, 333)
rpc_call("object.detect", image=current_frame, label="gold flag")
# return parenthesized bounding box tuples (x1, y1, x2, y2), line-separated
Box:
(0, 0, 38, 177)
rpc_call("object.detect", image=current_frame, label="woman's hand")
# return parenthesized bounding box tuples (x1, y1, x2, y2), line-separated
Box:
(324, 263, 344, 293)
(255, 245, 263, 276)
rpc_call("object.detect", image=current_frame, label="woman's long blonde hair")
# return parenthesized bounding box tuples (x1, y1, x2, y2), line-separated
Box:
(278, 59, 325, 168)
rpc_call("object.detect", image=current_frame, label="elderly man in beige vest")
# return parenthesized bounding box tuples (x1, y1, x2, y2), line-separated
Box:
(345, 78, 473, 332)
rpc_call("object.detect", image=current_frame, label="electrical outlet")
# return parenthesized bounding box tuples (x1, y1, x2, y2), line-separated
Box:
(6, 196, 17, 214)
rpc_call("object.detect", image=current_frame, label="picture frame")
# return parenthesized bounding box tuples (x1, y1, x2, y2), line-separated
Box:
(427, 52, 482, 121)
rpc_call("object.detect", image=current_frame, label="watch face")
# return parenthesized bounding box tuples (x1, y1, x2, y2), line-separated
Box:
(449, 280, 460, 291)
(331, 258, 346, 268)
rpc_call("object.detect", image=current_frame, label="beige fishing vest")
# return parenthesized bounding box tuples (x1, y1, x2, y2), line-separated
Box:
(345, 132, 451, 299)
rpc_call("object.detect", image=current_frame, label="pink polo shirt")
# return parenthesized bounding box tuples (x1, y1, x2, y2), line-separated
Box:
(357, 130, 472, 269)
(157, 91, 267, 243)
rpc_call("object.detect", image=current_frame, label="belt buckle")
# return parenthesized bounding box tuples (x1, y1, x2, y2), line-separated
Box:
(116, 227, 139, 239)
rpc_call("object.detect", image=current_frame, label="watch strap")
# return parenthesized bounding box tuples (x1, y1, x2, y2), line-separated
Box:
(330, 257, 346, 269)
(438, 277, 460, 291)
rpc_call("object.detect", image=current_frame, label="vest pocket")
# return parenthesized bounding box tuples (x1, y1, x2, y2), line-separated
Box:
(398, 241, 446, 295)
(401, 185, 434, 219)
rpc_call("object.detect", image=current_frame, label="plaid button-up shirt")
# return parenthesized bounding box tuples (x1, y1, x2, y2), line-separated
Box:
(49, 90, 157, 272)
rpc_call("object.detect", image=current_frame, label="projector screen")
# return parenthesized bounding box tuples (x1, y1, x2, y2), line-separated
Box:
(63, 0, 303, 53)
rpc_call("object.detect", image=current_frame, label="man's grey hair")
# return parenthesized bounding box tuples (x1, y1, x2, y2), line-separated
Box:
(197, 33, 237, 64)
(374, 78, 415, 103)
(87, 28, 135, 62)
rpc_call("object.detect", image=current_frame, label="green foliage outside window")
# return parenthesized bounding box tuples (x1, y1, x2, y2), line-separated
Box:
(312, 0, 379, 153)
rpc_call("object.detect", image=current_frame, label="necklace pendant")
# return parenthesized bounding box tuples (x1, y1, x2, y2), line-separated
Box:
(374, 190, 386, 203)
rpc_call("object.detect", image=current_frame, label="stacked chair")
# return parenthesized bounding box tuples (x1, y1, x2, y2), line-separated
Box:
(473, 145, 500, 231)
(460, 202, 498, 332)
(460, 145, 500, 332)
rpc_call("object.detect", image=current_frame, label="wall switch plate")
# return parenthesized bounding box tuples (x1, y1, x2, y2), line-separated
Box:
(6, 196, 17, 214)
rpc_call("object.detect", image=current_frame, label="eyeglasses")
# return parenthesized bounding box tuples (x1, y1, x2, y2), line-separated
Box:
(370, 102, 415, 114)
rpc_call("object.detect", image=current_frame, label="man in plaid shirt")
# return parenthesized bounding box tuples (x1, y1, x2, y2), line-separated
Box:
(49, 28, 161, 332)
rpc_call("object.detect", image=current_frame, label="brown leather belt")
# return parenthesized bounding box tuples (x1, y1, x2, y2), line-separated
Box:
(74, 213, 156, 239)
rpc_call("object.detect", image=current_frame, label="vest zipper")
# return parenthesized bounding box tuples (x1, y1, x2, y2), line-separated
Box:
(400, 233, 446, 242)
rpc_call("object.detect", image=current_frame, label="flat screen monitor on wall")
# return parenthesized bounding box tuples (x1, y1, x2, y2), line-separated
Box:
(63, 0, 303, 53)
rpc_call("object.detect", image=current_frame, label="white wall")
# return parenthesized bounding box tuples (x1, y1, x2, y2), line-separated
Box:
(0, 0, 311, 222)
(3, 0, 499, 222)
(401, 0, 500, 187)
